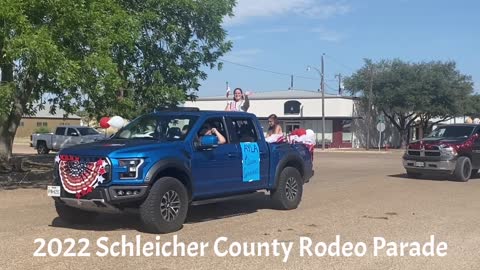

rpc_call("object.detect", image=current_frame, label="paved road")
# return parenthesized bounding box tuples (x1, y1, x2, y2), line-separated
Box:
(1, 152, 480, 269)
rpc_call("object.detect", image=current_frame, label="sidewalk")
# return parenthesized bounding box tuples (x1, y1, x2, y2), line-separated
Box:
(13, 137, 31, 146)
(314, 148, 404, 154)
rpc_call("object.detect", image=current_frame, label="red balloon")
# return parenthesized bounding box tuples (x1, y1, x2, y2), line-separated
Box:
(291, 128, 306, 137)
(99, 117, 110, 129)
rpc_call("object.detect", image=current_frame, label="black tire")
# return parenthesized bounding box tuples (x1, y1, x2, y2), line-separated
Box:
(140, 177, 189, 234)
(271, 167, 304, 210)
(453, 156, 472, 182)
(406, 170, 422, 178)
(37, 141, 50, 155)
(55, 201, 98, 224)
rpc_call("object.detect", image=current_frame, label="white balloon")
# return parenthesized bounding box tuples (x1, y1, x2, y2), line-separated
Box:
(306, 129, 315, 142)
(108, 116, 125, 129)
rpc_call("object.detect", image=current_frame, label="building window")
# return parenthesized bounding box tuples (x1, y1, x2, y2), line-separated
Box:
(42, 122, 48, 126)
(285, 122, 301, 134)
(341, 120, 352, 142)
(284, 100, 301, 115)
(20, 122, 24, 127)
(36, 122, 42, 127)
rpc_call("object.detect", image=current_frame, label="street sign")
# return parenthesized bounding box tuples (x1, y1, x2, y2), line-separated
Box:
(377, 122, 386, 132)
(378, 114, 385, 123)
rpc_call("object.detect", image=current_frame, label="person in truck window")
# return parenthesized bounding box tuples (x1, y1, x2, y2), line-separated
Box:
(197, 122, 226, 145)
(225, 88, 250, 112)
(266, 114, 283, 137)
(181, 125, 190, 136)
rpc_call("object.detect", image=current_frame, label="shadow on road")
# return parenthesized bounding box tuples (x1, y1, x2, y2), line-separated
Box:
(49, 192, 274, 233)
(0, 154, 55, 190)
(388, 173, 480, 182)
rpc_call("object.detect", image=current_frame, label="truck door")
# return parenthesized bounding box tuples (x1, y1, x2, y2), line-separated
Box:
(190, 117, 243, 197)
(52, 127, 66, 150)
(227, 116, 269, 190)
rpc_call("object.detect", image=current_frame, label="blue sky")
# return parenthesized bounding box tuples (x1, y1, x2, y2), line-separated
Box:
(198, 0, 480, 97)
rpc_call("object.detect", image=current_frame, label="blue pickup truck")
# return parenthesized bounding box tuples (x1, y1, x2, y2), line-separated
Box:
(48, 108, 314, 233)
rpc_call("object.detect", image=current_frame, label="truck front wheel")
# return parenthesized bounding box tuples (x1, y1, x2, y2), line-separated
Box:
(271, 167, 304, 210)
(453, 156, 472, 182)
(140, 177, 189, 234)
(55, 201, 98, 224)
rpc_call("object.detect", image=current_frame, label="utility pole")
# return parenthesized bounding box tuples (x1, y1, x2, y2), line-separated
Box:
(290, 74, 294, 90)
(335, 73, 342, 95)
(321, 53, 325, 150)
(366, 65, 374, 150)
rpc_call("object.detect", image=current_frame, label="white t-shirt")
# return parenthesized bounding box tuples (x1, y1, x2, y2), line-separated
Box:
(227, 100, 246, 111)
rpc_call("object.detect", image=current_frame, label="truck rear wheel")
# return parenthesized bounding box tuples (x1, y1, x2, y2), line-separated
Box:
(37, 141, 50, 154)
(271, 167, 303, 210)
(55, 201, 98, 224)
(453, 156, 471, 182)
(140, 177, 189, 233)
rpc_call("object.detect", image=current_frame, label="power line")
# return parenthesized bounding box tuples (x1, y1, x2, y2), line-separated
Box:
(219, 58, 337, 82)
(220, 58, 292, 77)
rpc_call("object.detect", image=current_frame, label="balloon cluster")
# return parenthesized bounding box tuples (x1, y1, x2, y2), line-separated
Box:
(99, 116, 125, 129)
(465, 117, 480, 124)
(289, 128, 316, 144)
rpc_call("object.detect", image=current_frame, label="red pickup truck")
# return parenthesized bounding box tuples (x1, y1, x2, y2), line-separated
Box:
(402, 124, 480, 181)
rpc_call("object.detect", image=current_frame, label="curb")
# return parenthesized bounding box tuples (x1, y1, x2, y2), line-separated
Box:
(314, 149, 403, 154)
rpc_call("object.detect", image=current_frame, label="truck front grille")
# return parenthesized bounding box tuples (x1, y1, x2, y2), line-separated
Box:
(407, 147, 441, 157)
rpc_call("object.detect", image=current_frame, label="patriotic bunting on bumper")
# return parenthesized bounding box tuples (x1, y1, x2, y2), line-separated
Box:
(56, 155, 107, 199)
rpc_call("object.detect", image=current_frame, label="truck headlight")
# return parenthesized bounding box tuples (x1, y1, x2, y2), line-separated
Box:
(118, 159, 144, 179)
(440, 146, 457, 156)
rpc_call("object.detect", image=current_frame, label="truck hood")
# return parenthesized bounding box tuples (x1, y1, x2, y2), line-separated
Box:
(57, 139, 183, 158)
(408, 136, 473, 152)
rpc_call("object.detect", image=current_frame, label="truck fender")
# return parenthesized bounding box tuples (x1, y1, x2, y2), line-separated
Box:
(145, 158, 193, 199)
(272, 154, 304, 190)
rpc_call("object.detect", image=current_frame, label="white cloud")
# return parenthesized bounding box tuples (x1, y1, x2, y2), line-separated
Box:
(224, 0, 351, 26)
(311, 27, 346, 42)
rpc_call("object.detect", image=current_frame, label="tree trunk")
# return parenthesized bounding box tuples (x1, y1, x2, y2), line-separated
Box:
(0, 99, 23, 170)
(0, 61, 29, 171)
(399, 128, 408, 149)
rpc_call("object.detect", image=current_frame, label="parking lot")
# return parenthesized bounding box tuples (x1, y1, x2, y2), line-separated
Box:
(1, 150, 480, 269)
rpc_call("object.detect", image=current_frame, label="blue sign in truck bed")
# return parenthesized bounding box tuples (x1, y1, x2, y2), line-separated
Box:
(48, 108, 314, 233)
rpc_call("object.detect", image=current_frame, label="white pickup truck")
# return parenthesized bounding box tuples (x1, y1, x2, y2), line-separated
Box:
(30, 126, 105, 154)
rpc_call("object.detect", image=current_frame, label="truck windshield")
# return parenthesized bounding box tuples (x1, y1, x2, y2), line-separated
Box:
(113, 114, 198, 141)
(77, 127, 101, 135)
(426, 126, 474, 139)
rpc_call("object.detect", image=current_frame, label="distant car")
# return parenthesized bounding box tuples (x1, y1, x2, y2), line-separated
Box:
(403, 124, 480, 181)
(31, 126, 105, 154)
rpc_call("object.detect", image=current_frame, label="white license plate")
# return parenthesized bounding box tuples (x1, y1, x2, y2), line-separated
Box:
(47, 186, 61, 197)
(414, 161, 425, 167)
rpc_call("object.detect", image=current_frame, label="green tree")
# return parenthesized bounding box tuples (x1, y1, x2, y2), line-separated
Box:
(414, 61, 473, 137)
(0, 0, 235, 170)
(344, 59, 473, 148)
